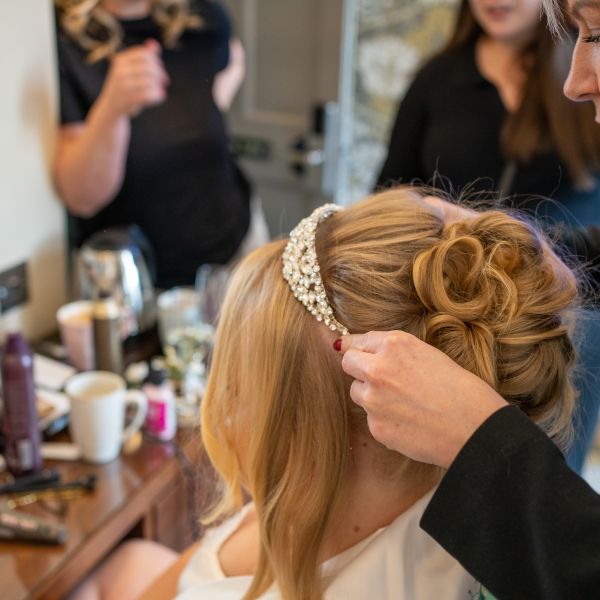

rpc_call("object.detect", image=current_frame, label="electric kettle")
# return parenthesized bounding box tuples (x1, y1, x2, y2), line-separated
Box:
(76, 226, 157, 338)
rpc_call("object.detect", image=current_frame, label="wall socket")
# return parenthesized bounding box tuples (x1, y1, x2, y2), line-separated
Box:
(0, 262, 29, 313)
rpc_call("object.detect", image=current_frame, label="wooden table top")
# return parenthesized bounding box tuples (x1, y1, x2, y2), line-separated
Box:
(0, 429, 202, 600)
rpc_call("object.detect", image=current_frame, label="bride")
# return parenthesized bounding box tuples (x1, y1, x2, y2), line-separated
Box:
(70, 186, 578, 600)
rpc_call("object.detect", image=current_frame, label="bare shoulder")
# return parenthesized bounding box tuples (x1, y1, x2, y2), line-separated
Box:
(218, 504, 260, 577)
(135, 543, 200, 600)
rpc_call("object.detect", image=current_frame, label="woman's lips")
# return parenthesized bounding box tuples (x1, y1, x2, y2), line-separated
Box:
(484, 5, 513, 20)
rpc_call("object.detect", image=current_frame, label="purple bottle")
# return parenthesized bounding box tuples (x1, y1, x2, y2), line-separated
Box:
(1, 333, 42, 476)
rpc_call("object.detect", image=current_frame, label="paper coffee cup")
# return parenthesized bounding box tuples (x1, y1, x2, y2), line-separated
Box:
(57, 301, 94, 371)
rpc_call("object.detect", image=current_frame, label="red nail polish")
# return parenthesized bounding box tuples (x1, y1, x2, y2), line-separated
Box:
(333, 339, 342, 352)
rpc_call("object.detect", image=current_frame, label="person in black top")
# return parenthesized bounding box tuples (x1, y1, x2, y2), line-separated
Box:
(377, 0, 600, 204)
(53, 0, 251, 289)
(377, 0, 600, 474)
(377, 0, 600, 274)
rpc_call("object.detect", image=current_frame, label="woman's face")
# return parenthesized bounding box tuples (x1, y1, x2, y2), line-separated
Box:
(469, 0, 542, 45)
(564, 0, 600, 122)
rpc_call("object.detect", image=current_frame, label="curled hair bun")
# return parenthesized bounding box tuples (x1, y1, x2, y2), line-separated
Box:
(412, 211, 578, 447)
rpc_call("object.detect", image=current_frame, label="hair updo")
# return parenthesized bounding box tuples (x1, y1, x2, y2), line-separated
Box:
(413, 212, 577, 445)
(319, 187, 578, 449)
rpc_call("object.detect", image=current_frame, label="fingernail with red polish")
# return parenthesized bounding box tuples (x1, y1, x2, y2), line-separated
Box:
(333, 339, 342, 352)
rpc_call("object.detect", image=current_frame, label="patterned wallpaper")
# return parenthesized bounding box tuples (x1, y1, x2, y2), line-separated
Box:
(337, 0, 458, 203)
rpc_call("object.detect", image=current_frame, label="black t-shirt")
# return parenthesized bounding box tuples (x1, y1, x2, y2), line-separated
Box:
(56, 0, 250, 288)
(377, 42, 600, 226)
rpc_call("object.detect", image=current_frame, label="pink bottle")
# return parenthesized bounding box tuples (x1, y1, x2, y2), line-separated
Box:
(1, 333, 42, 476)
(144, 361, 176, 442)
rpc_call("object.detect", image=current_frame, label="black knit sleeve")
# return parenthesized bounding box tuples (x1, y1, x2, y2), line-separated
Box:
(421, 405, 600, 600)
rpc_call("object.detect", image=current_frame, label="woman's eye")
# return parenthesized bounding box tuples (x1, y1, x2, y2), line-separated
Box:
(582, 33, 600, 43)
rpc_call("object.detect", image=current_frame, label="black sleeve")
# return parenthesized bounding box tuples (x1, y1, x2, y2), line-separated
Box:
(56, 34, 89, 124)
(201, 0, 232, 71)
(421, 406, 600, 600)
(375, 67, 429, 190)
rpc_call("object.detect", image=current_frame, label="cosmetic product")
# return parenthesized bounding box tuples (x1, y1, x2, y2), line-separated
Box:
(1, 333, 42, 476)
(0, 469, 60, 495)
(3, 474, 97, 509)
(0, 508, 67, 544)
(144, 360, 176, 441)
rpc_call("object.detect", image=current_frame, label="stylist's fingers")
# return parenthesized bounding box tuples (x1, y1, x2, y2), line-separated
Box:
(338, 330, 416, 356)
(338, 331, 389, 354)
(422, 195, 477, 224)
(349, 378, 369, 409)
(341, 348, 379, 383)
(340, 332, 392, 381)
(339, 330, 417, 382)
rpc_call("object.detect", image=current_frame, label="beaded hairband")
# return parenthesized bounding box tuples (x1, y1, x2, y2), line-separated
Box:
(282, 204, 349, 336)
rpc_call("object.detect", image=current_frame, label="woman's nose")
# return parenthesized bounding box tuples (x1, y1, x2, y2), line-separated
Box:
(564, 41, 600, 102)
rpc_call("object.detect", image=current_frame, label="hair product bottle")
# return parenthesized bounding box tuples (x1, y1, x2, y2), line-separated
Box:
(92, 295, 123, 373)
(1, 333, 42, 476)
(144, 359, 176, 442)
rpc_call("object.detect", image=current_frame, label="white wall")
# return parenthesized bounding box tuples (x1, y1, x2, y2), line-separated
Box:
(0, 1, 67, 340)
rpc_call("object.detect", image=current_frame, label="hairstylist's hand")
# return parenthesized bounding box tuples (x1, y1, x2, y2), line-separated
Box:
(96, 39, 169, 120)
(422, 195, 477, 224)
(338, 331, 507, 468)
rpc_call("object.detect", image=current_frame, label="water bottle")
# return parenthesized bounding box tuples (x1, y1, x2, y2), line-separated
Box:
(1, 333, 42, 476)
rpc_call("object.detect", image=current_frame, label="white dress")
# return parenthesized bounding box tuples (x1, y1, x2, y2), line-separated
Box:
(176, 490, 480, 599)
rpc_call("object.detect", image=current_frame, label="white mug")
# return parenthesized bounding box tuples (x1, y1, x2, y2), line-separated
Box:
(65, 371, 147, 464)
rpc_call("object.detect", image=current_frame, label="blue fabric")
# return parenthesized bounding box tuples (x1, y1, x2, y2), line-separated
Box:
(566, 310, 600, 473)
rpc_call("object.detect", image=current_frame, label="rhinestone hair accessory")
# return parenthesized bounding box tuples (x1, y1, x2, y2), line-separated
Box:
(282, 204, 349, 336)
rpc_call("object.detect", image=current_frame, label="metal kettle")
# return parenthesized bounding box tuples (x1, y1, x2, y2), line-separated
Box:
(77, 226, 157, 338)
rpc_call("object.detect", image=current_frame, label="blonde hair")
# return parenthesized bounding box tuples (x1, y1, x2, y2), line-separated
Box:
(543, 0, 565, 36)
(201, 187, 578, 600)
(55, 0, 202, 63)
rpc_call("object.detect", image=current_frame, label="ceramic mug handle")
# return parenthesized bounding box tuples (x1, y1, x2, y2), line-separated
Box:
(121, 390, 148, 446)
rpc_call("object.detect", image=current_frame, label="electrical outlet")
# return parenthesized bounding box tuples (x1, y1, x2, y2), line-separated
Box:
(0, 262, 29, 313)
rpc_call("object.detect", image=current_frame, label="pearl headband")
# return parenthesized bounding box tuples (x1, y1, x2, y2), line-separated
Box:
(282, 204, 349, 336)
